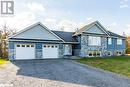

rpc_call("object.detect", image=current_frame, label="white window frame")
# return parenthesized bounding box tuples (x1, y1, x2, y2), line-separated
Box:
(117, 39, 122, 45)
(88, 36, 101, 46)
(116, 51, 122, 56)
(108, 38, 112, 45)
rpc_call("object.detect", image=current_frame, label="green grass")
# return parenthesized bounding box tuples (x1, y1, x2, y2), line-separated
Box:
(0, 59, 8, 65)
(76, 56, 130, 77)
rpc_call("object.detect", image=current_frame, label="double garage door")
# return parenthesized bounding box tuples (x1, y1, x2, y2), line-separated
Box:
(15, 44, 59, 60)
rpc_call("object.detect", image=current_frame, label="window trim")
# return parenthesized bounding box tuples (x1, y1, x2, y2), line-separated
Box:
(117, 39, 122, 45)
(88, 36, 101, 46)
(116, 51, 122, 56)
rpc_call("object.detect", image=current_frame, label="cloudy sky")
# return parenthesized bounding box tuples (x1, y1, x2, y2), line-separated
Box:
(0, 0, 130, 35)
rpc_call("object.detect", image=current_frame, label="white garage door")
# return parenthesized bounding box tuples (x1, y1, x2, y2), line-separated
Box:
(15, 44, 35, 59)
(43, 44, 59, 59)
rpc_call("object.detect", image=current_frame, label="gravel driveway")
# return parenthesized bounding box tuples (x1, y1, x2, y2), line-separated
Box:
(1, 59, 130, 87)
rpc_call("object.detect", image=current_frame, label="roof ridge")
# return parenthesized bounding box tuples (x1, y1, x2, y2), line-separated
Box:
(51, 30, 75, 33)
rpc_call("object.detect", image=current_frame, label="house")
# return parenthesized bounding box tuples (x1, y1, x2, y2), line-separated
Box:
(8, 21, 126, 60)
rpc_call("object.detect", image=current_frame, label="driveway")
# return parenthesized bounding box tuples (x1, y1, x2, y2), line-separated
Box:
(1, 59, 130, 87)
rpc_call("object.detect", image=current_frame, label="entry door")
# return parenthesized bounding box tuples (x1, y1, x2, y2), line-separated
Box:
(15, 44, 35, 59)
(64, 45, 70, 55)
(42, 44, 59, 58)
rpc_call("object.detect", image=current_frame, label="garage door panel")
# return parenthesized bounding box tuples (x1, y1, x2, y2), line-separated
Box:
(16, 44, 35, 59)
(43, 44, 59, 58)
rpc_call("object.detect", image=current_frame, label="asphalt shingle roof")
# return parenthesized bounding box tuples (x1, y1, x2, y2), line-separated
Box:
(73, 21, 125, 38)
(51, 30, 78, 42)
(73, 21, 97, 36)
(52, 21, 125, 42)
(107, 31, 125, 38)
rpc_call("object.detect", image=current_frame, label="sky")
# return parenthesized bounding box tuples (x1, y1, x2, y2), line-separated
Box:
(0, 0, 130, 36)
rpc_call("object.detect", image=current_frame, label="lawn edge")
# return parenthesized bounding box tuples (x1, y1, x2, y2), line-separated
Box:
(71, 59, 130, 80)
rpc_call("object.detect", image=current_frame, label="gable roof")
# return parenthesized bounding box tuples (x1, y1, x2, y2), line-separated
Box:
(73, 21, 109, 36)
(9, 21, 125, 44)
(51, 30, 77, 42)
(9, 22, 65, 42)
(73, 21, 125, 38)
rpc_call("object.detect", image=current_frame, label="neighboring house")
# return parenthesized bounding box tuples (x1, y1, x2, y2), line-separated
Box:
(8, 21, 126, 60)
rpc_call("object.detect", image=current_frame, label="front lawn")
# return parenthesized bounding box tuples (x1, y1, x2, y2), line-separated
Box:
(76, 56, 130, 77)
(0, 59, 8, 65)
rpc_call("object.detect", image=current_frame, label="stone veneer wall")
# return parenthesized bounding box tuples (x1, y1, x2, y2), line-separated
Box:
(35, 43, 42, 59)
(35, 49, 42, 59)
(59, 44, 72, 57)
(59, 44, 64, 58)
(8, 49, 15, 60)
(8, 41, 15, 60)
(107, 50, 125, 56)
(80, 35, 107, 57)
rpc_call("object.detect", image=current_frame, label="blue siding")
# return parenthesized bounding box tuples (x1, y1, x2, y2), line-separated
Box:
(107, 38, 126, 50)
(116, 39, 125, 50)
(9, 42, 14, 49)
(86, 25, 105, 34)
(13, 24, 60, 40)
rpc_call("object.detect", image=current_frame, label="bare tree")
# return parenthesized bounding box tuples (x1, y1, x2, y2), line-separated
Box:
(0, 23, 17, 59)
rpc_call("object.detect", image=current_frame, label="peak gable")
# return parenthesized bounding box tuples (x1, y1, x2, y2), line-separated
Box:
(11, 23, 62, 41)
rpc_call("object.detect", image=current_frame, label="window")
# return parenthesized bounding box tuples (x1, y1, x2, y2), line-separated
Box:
(108, 38, 112, 45)
(107, 51, 111, 56)
(26, 45, 30, 47)
(55, 46, 58, 48)
(116, 51, 122, 56)
(88, 36, 101, 46)
(47, 45, 50, 48)
(31, 45, 34, 47)
(22, 45, 25, 47)
(51, 45, 54, 48)
(88, 51, 101, 57)
(117, 39, 122, 45)
(17, 45, 20, 47)
(97, 51, 101, 57)
(44, 45, 46, 48)
(89, 52, 92, 56)
(119, 52, 122, 54)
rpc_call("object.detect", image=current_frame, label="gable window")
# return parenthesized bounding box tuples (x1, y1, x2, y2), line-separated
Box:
(88, 36, 101, 46)
(117, 39, 122, 45)
(108, 38, 112, 45)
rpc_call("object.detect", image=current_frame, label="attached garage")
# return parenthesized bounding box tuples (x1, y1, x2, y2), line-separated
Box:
(8, 22, 75, 60)
(43, 44, 59, 59)
(15, 44, 35, 60)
